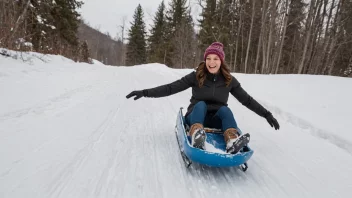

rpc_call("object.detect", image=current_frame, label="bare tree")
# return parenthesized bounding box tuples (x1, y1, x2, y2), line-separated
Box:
(275, 0, 289, 74)
(234, 1, 243, 72)
(8, 0, 31, 46)
(255, 0, 268, 74)
(320, 0, 338, 74)
(119, 16, 127, 65)
(244, 0, 256, 73)
(314, 0, 334, 74)
(304, 0, 323, 74)
(298, 0, 316, 74)
(262, 0, 277, 74)
(327, 0, 343, 75)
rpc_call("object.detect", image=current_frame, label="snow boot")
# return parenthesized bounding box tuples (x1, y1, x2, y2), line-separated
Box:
(189, 123, 206, 150)
(224, 128, 250, 154)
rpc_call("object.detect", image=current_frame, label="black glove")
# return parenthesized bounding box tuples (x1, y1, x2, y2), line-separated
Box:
(264, 112, 280, 130)
(126, 90, 146, 100)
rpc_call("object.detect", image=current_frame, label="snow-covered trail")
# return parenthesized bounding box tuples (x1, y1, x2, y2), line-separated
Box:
(1, 59, 352, 198)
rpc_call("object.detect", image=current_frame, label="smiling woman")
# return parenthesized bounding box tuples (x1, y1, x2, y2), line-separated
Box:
(204, 42, 224, 74)
(126, 41, 280, 154)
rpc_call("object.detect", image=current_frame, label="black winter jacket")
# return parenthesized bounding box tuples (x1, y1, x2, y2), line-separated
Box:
(143, 71, 270, 118)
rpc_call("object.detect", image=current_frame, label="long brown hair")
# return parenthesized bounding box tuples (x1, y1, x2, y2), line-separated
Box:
(196, 61, 232, 87)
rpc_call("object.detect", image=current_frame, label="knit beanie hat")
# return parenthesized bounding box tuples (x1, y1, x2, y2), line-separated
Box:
(204, 42, 225, 63)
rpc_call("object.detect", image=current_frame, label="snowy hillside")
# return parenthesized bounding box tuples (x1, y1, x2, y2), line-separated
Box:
(1, 50, 352, 198)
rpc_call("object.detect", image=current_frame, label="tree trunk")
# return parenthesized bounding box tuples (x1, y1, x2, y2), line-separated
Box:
(320, 0, 336, 74)
(264, 0, 276, 74)
(275, 0, 289, 74)
(244, 0, 256, 73)
(254, 31, 262, 74)
(241, 14, 244, 72)
(305, 0, 323, 74)
(262, 30, 267, 74)
(120, 17, 126, 65)
(234, 2, 242, 72)
(255, 0, 267, 73)
(8, 0, 31, 47)
(327, 0, 344, 75)
(323, 0, 341, 74)
(229, 2, 235, 72)
(298, 0, 316, 74)
(255, 0, 267, 74)
(313, 0, 328, 74)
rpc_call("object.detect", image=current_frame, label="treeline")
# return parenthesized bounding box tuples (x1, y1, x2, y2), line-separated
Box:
(1, 0, 351, 77)
(126, 1, 198, 69)
(127, 0, 352, 77)
(0, 0, 91, 63)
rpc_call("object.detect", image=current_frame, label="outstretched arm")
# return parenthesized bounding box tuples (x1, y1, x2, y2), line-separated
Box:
(230, 76, 280, 130)
(126, 71, 196, 100)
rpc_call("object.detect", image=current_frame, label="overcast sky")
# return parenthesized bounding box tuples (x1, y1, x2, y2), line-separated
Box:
(78, 0, 202, 39)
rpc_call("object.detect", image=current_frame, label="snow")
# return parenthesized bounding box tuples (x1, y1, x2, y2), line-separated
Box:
(47, 25, 56, 30)
(23, 42, 33, 47)
(1, 50, 352, 198)
(36, 15, 43, 24)
(204, 142, 227, 154)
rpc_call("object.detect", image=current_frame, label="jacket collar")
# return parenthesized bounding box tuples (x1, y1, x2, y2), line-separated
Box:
(206, 71, 221, 82)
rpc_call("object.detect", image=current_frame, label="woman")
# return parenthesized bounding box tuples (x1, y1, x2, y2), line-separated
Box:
(126, 42, 280, 154)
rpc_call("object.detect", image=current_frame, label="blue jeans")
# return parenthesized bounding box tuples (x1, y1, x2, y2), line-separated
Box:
(185, 101, 238, 131)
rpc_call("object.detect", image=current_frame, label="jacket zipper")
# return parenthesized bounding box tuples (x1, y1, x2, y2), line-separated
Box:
(212, 77, 215, 96)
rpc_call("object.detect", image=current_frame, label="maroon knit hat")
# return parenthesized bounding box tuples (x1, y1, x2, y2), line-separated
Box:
(204, 42, 225, 63)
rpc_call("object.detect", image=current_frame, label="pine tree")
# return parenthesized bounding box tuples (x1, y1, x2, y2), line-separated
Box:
(126, 4, 147, 66)
(164, 0, 196, 68)
(148, 0, 167, 64)
(166, 0, 188, 27)
(26, 0, 56, 52)
(25, 0, 83, 56)
(198, 0, 232, 68)
(221, 0, 236, 70)
(80, 40, 91, 63)
(198, 0, 217, 54)
(51, 0, 83, 49)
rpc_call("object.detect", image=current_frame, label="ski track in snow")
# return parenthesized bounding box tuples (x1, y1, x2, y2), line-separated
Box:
(261, 100, 352, 157)
(0, 62, 352, 198)
(0, 85, 93, 122)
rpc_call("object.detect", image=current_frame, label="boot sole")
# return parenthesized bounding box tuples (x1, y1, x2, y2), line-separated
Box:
(227, 133, 250, 154)
(192, 131, 206, 150)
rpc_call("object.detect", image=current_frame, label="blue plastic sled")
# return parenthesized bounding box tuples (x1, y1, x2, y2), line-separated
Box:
(175, 107, 254, 171)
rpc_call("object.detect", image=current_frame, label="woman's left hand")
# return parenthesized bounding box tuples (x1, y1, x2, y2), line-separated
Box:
(265, 112, 280, 130)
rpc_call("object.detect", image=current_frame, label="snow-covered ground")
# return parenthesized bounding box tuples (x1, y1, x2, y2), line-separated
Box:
(1, 50, 352, 198)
